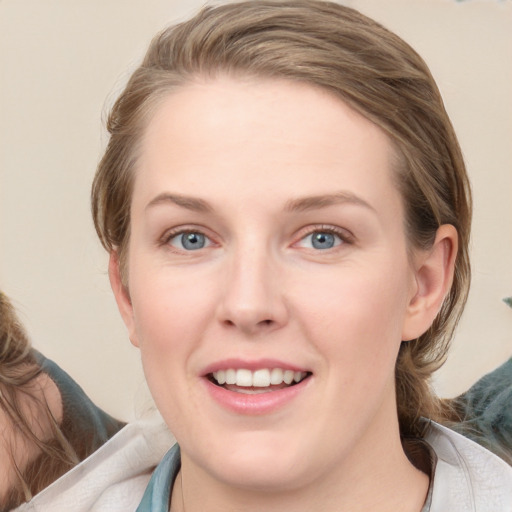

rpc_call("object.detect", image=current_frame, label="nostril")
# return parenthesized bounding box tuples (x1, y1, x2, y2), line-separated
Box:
(221, 317, 276, 335)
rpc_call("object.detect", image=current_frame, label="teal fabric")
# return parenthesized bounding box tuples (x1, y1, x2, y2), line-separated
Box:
(451, 357, 512, 465)
(136, 444, 180, 512)
(35, 351, 125, 460)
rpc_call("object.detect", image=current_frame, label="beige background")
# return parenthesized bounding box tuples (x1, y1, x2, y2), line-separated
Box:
(1, 0, 511, 421)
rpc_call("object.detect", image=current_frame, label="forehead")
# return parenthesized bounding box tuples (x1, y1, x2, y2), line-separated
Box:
(134, 76, 401, 217)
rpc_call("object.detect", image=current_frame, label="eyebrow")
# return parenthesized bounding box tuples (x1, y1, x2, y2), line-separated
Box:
(145, 191, 375, 214)
(145, 193, 213, 213)
(284, 191, 375, 213)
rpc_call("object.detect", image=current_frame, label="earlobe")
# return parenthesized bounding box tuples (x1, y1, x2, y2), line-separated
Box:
(108, 251, 140, 347)
(402, 225, 458, 341)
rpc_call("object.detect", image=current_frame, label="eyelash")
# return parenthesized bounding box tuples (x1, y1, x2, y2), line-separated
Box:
(160, 226, 217, 253)
(293, 225, 354, 250)
(159, 224, 354, 253)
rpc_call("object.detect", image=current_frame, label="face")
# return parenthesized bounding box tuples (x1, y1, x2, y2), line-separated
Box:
(113, 76, 427, 492)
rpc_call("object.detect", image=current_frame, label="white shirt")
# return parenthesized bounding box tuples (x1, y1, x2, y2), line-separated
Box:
(14, 418, 512, 512)
(14, 414, 174, 512)
(424, 422, 512, 511)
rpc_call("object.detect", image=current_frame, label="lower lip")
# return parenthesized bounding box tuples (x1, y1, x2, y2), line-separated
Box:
(203, 377, 310, 415)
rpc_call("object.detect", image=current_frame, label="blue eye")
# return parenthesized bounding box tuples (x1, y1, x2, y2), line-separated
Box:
(169, 232, 210, 251)
(311, 232, 336, 249)
(299, 230, 343, 250)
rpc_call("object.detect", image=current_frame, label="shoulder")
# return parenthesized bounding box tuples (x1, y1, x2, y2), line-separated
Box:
(425, 421, 512, 512)
(13, 415, 175, 512)
(450, 357, 512, 464)
(35, 351, 126, 454)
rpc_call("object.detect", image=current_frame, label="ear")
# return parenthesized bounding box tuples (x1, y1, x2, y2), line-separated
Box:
(402, 224, 458, 341)
(108, 250, 140, 347)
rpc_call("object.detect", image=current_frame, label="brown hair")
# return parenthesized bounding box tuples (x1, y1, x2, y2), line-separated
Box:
(91, 0, 472, 436)
(0, 292, 78, 509)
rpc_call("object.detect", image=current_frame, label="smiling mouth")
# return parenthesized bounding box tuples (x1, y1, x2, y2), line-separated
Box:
(208, 368, 311, 394)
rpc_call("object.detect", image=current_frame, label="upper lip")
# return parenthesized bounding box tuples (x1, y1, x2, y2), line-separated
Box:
(201, 358, 310, 376)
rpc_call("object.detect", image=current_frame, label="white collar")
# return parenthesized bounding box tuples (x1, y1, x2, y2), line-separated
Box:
(424, 421, 512, 511)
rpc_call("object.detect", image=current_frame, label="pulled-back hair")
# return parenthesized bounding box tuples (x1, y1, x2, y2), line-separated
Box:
(91, 0, 472, 436)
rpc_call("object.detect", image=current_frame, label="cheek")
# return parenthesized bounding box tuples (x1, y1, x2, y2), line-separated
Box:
(304, 263, 410, 322)
(128, 265, 220, 369)
(294, 259, 412, 365)
(132, 290, 197, 352)
(129, 277, 205, 417)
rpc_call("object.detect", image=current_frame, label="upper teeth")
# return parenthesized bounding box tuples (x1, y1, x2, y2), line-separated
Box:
(212, 368, 306, 387)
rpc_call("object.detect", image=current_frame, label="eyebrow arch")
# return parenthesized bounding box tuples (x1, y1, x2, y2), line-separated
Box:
(284, 191, 376, 213)
(145, 193, 213, 213)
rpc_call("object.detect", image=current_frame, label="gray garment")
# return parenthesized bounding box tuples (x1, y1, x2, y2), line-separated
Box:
(14, 419, 512, 511)
(450, 357, 512, 465)
(136, 422, 512, 512)
(13, 416, 175, 512)
(424, 421, 512, 511)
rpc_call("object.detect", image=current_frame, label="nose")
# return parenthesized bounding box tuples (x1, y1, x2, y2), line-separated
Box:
(216, 245, 288, 336)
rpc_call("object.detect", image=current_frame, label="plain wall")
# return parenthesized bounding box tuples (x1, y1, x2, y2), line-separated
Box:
(1, 0, 511, 421)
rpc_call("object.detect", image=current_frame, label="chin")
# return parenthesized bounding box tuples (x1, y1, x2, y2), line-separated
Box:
(217, 459, 311, 492)
(194, 431, 317, 492)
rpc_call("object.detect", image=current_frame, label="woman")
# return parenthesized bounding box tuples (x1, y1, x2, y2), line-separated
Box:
(17, 0, 512, 510)
(0, 291, 125, 510)
(0, 291, 69, 509)
(92, 1, 511, 510)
